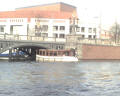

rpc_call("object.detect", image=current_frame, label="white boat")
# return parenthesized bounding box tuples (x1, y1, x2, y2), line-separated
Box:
(36, 49, 78, 62)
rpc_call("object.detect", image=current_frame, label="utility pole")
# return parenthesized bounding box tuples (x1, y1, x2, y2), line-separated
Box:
(73, 17, 76, 35)
(70, 17, 75, 35)
(99, 11, 102, 39)
(115, 17, 117, 44)
(95, 29, 97, 44)
(93, 11, 102, 44)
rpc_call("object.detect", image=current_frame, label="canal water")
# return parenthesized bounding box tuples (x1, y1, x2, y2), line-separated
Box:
(0, 60, 120, 96)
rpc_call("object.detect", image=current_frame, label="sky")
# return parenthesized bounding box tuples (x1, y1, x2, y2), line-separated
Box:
(0, 0, 120, 27)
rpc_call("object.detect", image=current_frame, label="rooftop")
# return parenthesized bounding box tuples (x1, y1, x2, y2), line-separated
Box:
(0, 2, 77, 19)
(16, 2, 76, 10)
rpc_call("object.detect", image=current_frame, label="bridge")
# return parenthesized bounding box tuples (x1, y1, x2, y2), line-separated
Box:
(0, 34, 66, 61)
(0, 34, 117, 61)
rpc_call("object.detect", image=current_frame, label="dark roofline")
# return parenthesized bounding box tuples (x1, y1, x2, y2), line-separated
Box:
(16, 2, 76, 10)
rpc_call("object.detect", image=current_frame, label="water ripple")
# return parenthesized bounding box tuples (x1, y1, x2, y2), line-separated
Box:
(0, 61, 119, 96)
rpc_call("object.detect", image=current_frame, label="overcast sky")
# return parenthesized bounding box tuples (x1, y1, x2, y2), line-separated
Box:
(0, 0, 120, 25)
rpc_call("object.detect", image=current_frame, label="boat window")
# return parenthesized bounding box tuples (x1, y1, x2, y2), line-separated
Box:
(50, 52, 53, 56)
(54, 52, 57, 56)
(43, 51, 45, 56)
(58, 52, 62, 56)
(65, 52, 69, 56)
(46, 52, 49, 56)
(39, 51, 42, 55)
(37, 50, 39, 54)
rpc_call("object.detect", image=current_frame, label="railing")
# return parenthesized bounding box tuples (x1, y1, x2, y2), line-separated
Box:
(0, 34, 118, 45)
(0, 34, 66, 42)
(66, 37, 117, 46)
(76, 38, 114, 45)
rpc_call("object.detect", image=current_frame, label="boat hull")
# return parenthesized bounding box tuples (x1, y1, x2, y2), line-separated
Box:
(36, 55, 78, 62)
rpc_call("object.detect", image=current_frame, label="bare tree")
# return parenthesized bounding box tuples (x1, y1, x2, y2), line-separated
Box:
(109, 23, 120, 43)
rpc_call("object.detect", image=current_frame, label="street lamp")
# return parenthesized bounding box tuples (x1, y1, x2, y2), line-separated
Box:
(69, 16, 79, 35)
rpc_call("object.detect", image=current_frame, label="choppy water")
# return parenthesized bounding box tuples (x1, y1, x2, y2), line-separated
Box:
(0, 60, 120, 96)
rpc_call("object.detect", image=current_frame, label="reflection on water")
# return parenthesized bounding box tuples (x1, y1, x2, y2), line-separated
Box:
(0, 61, 120, 96)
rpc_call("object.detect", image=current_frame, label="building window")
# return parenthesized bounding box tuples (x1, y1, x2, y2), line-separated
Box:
(88, 35, 92, 39)
(42, 25, 48, 31)
(35, 25, 38, 32)
(81, 27, 85, 32)
(88, 28, 92, 33)
(35, 25, 37, 29)
(82, 35, 85, 38)
(53, 33, 58, 38)
(93, 28, 96, 33)
(53, 26, 58, 31)
(0, 26, 5, 32)
(60, 26, 65, 31)
(77, 37, 81, 40)
(93, 35, 96, 38)
(56, 45, 64, 50)
(35, 25, 48, 32)
(59, 34, 65, 38)
(10, 26, 13, 34)
(35, 25, 39, 32)
(35, 33, 41, 36)
(70, 26, 72, 33)
(41, 33, 48, 37)
(76, 27, 80, 32)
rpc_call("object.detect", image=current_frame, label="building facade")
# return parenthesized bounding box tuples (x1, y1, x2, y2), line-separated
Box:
(76, 23, 99, 39)
(0, 18, 28, 35)
(0, 2, 77, 39)
(29, 18, 70, 38)
(0, 2, 100, 39)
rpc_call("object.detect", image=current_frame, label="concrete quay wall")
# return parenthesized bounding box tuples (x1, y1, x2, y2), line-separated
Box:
(65, 44, 120, 60)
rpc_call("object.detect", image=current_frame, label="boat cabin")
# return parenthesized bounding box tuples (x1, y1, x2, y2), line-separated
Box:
(36, 49, 75, 56)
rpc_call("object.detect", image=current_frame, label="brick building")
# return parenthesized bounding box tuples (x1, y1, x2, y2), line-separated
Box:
(0, 2, 100, 39)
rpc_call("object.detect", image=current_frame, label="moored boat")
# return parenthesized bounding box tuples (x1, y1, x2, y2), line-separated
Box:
(0, 50, 29, 61)
(36, 49, 78, 62)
